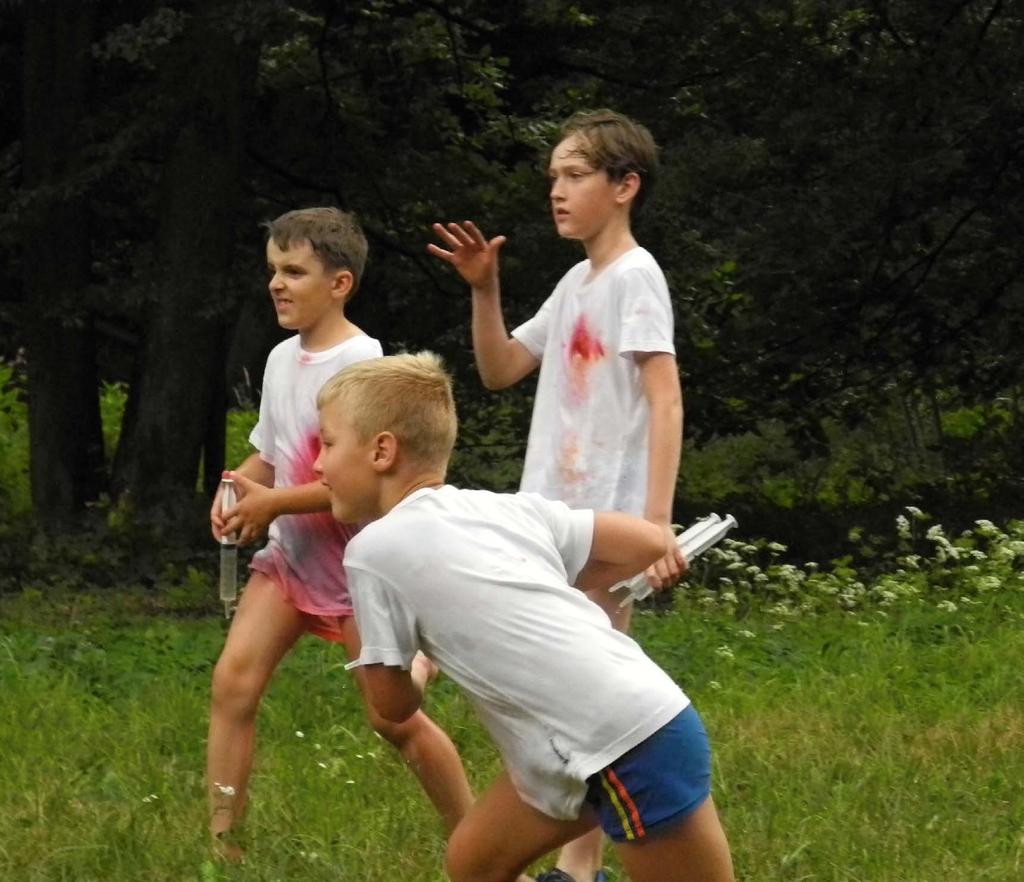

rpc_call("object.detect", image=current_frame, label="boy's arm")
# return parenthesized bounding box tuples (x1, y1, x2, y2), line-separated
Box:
(638, 352, 687, 588)
(428, 220, 538, 389)
(357, 664, 424, 724)
(575, 512, 668, 592)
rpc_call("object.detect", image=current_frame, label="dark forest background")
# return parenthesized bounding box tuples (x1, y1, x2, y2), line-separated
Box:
(1, 0, 1021, 587)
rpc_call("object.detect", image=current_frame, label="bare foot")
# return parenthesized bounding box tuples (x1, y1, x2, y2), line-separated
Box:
(211, 829, 245, 863)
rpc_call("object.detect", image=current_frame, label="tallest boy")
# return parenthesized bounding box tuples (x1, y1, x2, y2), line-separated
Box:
(429, 110, 686, 882)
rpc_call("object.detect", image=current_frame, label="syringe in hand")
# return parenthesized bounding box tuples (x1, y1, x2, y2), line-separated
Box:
(609, 513, 738, 608)
(219, 478, 238, 619)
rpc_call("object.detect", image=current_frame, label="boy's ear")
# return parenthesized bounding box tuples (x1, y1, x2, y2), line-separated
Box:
(331, 269, 355, 302)
(371, 432, 398, 471)
(615, 171, 641, 207)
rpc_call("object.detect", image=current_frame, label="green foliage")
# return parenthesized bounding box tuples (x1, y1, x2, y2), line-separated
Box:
(0, 361, 29, 516)
(679, 510, 1024, 622)
(2, 568, 1022, 880)
(99, 381, 128, 462)
(683, 386, 1023, 518)
(225, 407, 258, 470)
(447, 392, 531, 492)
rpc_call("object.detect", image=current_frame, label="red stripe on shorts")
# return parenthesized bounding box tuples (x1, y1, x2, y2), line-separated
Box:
(606, 767, 646, 838)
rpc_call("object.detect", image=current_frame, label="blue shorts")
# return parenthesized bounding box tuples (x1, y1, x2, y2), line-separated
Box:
(584, 704, 711, 842)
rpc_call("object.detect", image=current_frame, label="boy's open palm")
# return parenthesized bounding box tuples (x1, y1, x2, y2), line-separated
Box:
(428, 221, 506, 291)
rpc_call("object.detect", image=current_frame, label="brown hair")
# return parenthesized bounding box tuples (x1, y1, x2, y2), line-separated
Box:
(553, 109, 659, 214)
(265, 206, 369, 293)
(317, 351, 458, 470)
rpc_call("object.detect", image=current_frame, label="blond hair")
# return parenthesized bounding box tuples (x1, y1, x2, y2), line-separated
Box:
(554, 109, 659, 215)
(317, 351, 457, 469)
(265, 206, 369, 293)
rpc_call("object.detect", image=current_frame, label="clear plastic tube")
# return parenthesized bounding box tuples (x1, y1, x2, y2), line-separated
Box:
(219, 479, 238, 618)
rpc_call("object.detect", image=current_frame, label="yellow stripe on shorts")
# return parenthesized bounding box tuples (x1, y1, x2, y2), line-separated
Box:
(599, 771, 637, 841)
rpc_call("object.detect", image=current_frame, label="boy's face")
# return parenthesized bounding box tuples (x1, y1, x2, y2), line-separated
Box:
(266, 238, 351, 334)
(314, 400, 381, 523)
(548, 134, 630, 242)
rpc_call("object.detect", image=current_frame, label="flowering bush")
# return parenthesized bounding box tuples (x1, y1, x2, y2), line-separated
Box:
(681, 509, 1024, 618)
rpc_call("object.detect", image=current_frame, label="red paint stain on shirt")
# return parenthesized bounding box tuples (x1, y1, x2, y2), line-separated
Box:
(566, 315, 606, 403)
(569, 315, 606, 362)
(291, 432, 322, 485)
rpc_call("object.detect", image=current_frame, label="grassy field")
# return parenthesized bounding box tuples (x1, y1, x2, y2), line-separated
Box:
(1, 585, 1022, 882)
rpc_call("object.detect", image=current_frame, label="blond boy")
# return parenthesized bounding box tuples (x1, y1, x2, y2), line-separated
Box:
(313, 351, 733, 882)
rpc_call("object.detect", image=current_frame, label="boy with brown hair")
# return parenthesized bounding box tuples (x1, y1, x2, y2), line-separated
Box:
(206, 207, 472, 859)
(429, 109, 686, 881)
(313, 351, 734, 882)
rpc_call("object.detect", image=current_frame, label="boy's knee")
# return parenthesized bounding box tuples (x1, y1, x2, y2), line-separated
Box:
(443, 832, 475, 882)
(211, 655, 263, 713)
(444, 825, 516, 882)
(366, 706, 418, 748)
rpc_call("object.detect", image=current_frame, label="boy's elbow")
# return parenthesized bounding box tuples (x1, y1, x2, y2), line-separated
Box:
(643, 521, 669, 564)
(477, 367, 510, 391)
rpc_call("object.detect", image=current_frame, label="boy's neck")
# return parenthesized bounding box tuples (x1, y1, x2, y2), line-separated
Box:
(582, 215, 637, 273)
(379, 471, 446, 517)
(298, 312, 360, 352)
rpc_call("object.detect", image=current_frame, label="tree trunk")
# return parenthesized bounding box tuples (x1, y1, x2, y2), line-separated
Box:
(113, 2, 258, 508)
(21, 0, 106, 521)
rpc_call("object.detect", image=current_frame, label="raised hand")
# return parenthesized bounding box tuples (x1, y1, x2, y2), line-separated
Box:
(427, 221, 506, 292)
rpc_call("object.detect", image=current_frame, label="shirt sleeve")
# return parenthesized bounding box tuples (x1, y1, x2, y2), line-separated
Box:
(248, 360, 276, 465)
(617, 265, 675, 358)
(343, 564, 420, 671)
(511, 288, 557, 359)
(520, 493, 595, 585)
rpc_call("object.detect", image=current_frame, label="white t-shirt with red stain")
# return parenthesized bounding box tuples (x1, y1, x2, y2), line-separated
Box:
(248, 333, 383, 615)
(512, 247, 675, 515)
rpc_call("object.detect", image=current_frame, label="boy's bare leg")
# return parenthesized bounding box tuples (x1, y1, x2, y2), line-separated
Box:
(207, 574, 306, 854)
(613, 797, 734, 882)
(341, 618, 474, 834)
(445, 770, 597, 882)
(545, 586, 631, 881)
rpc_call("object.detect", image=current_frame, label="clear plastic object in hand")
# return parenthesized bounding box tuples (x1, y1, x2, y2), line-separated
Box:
(609, 513, 738, 607)
(219, 478, 238, 619)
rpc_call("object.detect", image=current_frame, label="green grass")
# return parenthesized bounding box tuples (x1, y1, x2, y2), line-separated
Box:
(1, 589, 1022, 881)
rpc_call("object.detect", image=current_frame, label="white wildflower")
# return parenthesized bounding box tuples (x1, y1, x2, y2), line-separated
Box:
(936, 600, 958, 613)
(895, 514, 911, 539)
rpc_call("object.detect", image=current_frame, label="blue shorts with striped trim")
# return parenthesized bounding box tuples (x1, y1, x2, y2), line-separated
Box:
(583, 704, 711, 843)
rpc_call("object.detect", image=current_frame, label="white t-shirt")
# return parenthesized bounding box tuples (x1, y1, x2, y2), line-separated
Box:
(344, 485, 688, 819)
(512, 247, 675, 515)
(249, 333, 383, 615)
